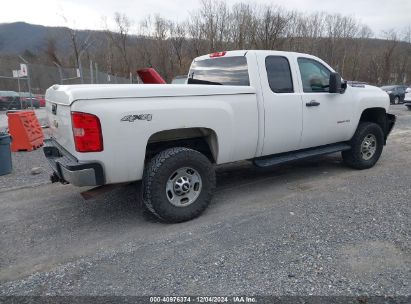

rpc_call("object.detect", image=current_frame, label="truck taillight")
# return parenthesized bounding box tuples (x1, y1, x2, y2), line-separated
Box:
(71, 112, 103, 152)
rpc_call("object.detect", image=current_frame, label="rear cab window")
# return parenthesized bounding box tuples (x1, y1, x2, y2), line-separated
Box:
(188, 56, 250, 86)
(265, 56, 294, 93)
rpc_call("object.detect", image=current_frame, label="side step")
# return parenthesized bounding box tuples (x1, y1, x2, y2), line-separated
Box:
(253, 143, 351, 168)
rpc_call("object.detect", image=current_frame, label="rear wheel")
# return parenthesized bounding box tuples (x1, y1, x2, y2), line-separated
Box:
(394, 96, 400, 104)
(342, 122, 384, 170)
(142, 147, 215, 223)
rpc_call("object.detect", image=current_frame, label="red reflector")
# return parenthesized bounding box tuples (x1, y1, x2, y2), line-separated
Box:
(209, 51, 227, 58)
(71, 112, 103, 152)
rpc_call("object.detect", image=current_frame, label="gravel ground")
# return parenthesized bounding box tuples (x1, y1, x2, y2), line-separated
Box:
(0, 148, 52, 192)
(0, 105, 410, 297)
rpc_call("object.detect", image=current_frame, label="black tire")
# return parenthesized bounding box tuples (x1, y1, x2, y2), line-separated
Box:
(407, 106, 411, 111)
(393, 96, 400, 104)
(142, 147, 216, 223)
(342, 122, 384, 170)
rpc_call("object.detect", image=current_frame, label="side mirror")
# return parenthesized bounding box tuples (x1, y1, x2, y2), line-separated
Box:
(329, 72, 344, 93)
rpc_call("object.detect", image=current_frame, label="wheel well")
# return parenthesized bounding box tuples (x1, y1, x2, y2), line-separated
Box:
(360, 108, 386, 128)
(359, 108, 389, 141)
(145, 128, 218, 163)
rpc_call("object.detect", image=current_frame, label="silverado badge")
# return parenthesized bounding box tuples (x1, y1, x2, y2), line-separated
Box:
(121, 114, 153, 122)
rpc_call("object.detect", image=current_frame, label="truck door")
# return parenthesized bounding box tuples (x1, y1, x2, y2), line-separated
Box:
(297, 57, 354, 149)
(259, 55, 303, 156)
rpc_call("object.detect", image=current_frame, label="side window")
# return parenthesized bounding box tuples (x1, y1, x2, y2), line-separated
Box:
(265, 56, 294, 93)
(298, 58, 331, 93)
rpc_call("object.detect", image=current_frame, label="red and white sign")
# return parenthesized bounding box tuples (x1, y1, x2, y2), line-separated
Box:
(12, 70, 24, 78)
(20, 64, 28, 77)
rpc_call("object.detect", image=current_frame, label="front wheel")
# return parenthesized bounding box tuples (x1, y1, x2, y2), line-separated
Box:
(342, 122, 384, 170)
(393, 96, 400, 104)
(142, 147, 216, 223)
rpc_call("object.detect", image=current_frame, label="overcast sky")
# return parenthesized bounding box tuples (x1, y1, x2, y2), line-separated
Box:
(1, 0, 410, 37)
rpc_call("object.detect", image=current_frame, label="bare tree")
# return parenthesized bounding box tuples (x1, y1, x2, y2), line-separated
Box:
(256, 5, 288, 50)
(104, 12, 132, 76)
(381, 30, 399, 84)
(229, 3, 257, 49)
(199, 0, 218, 52)
(154, 15, 172, 79)
(23, 0, 410, 91)
(169, 22, 187, 71)
(349, 25, 373, 80)
(59, 13, 93, 68)
(187, 12, 206, 57)
(45, 35, 62, 66)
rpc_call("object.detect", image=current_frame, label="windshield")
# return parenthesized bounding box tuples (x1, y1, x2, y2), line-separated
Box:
(188, 56, 250, 86)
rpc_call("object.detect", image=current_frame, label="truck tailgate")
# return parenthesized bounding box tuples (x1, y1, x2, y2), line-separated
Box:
(45, 101, 76, 155)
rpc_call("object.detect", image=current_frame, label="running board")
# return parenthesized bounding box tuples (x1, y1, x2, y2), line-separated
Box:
(253, 143, 351, 168)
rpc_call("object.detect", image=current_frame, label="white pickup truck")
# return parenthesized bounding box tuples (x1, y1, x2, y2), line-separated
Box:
(44, 50, 396, 222)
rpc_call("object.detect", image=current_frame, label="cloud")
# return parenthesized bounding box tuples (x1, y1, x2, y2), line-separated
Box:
(1, 0, 410, 36)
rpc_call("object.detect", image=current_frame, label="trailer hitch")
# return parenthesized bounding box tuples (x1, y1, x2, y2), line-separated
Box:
(50, 172, 68, 184)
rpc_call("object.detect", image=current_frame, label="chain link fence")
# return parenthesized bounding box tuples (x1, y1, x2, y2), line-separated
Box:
(0, 63, 139, 96)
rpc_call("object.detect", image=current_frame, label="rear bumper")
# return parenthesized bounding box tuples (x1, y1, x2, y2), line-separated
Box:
(43, 139, 105, 187)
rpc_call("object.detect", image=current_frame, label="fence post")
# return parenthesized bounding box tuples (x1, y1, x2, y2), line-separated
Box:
(19, 56, 33, 108)
(78, 61, 84, 84)
(95, 63, 98, 83)
(90, 60, 94, 84)
(17, 74, 22, 108)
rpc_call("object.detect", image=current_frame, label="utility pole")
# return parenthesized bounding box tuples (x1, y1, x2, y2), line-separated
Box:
(19, 55, 33, 109)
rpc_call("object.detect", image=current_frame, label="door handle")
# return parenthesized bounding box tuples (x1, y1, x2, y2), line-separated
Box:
(306, 100, 320, 107)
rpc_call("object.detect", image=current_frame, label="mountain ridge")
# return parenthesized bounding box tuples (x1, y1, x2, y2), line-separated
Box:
(0, 22, 102, 55)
